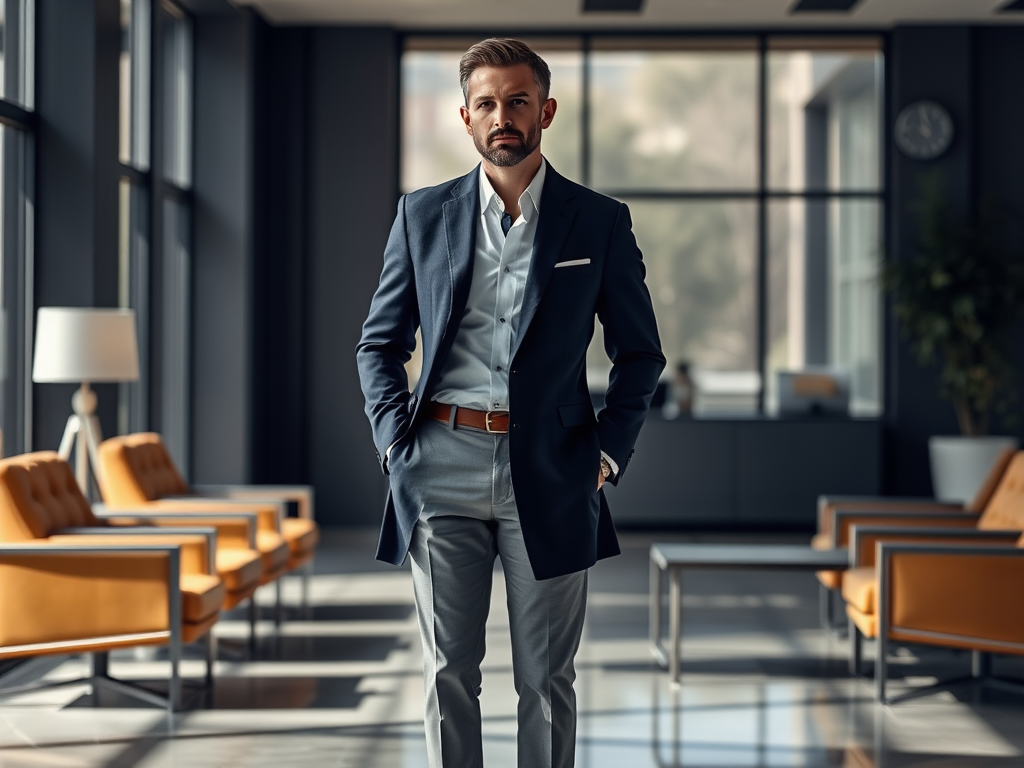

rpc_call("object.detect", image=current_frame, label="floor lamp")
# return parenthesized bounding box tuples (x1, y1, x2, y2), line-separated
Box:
(32, 308, 140, 495)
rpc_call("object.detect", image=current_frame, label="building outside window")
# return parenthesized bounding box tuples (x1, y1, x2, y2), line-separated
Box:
(401, 35, 884, 416)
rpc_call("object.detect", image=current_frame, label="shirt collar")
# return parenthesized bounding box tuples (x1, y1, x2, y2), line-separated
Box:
(478, 158, 547, 223)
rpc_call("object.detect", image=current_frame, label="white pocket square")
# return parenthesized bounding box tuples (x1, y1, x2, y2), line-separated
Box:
(554, 258, 591, 268)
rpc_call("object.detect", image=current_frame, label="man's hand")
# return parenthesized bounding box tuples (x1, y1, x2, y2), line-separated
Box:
(597, 469, 606, 492)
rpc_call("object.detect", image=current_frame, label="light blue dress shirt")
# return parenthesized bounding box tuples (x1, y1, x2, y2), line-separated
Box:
(431, 160, 547, 411)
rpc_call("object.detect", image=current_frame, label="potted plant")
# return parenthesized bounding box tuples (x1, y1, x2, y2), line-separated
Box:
(881, 173, 1024, 501)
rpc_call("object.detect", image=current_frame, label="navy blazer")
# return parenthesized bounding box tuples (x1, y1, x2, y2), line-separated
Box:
(356, 164, 665, 580)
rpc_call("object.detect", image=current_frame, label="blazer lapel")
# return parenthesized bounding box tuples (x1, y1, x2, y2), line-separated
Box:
(431, 169, 479, 378)
(516, 167, 578, 355)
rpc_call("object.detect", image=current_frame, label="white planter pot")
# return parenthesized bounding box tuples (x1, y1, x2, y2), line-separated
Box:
(928, 436, 1019, 503)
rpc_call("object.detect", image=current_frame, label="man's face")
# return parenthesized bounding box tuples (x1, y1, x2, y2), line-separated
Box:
(460, 63, 556, 167)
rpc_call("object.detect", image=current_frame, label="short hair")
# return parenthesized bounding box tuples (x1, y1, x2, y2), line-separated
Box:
(459, 38, 551, 104)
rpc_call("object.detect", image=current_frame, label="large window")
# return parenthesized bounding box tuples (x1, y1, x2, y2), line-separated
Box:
(157, 0, 192, 471)
(118, 0, 150, 436)
(401, 35, 884, 416)
(117, 0, 193, 470)
(0, 0, 34, 456)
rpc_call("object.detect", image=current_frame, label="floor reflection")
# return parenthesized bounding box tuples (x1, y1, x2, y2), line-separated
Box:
(0, 530, 1022, 767)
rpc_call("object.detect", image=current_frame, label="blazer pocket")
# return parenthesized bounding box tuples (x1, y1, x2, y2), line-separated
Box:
(558, 402, 596, 427)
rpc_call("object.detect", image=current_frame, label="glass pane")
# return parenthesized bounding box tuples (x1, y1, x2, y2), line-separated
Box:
(589, 50, 757, 192)
(161, 197, 190, 471)
(588, 199, 759, 415)
(0, 0, 33, 109)
(768, 47, 882, 192)
(767, 198, 882, 415)
(117, 179, 149, 435)
(401, 49, 583, 193)
(162, 2, 191, 188)
(120, 0, 151, 169)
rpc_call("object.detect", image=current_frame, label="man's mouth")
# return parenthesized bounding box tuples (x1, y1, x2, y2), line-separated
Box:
(491, 133, 522, 144)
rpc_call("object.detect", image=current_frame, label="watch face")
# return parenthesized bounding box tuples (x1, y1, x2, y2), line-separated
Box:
(895, 101, 954, 160)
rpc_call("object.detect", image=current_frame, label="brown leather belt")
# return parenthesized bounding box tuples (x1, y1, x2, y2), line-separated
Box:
(425, 402, 510, 434)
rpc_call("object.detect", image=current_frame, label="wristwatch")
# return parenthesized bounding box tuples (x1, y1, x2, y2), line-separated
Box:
(600, 457, 612, 479)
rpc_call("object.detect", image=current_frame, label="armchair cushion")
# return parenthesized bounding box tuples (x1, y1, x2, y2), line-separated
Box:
(282, 518, 319, 560)
(215, 548, 262, 592)
(977, 453, 1024, 531)
(841, 567, 876, 614)
(0, 453, 98, 541)
(256, 530, 290, 580)
(181, 574, 225, 623)
(97, 433, 189, 505)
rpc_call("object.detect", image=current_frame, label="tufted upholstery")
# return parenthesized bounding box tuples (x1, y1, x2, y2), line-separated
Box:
(977, 452, 1024, 530)
(99, 432, 316, 579)
(97, 433, 189, 505)
(0, 452, 99, 541)
(0, 451, 225, 664)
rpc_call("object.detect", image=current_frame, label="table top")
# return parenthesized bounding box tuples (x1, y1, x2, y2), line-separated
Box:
(650, 542, 849, 571)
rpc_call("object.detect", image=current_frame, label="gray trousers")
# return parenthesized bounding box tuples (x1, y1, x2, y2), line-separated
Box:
(395, 417, 587, 768)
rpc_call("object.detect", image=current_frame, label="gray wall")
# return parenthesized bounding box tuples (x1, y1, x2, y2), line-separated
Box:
(885, 27, 1024, 495)
(191, 12, 255, 482)
(304, 28, 398, 526)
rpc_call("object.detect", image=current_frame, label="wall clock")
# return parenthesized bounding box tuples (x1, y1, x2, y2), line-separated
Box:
(894, 101, 954, 160)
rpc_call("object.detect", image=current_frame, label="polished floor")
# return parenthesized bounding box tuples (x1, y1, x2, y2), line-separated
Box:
(2, 530, 1024, 767)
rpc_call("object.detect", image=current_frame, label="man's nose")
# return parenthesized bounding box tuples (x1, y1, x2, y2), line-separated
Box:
(493, 108, 511, 128)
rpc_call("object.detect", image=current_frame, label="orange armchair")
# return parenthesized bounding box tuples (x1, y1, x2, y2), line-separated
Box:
(844, 534, 1024, 704)
(0, 452, 262, 642)
(0, 543, 195, 710)
(812, 448, 1018, 628)
(0, 453, 229, 710)
(97, 433, 317, 619)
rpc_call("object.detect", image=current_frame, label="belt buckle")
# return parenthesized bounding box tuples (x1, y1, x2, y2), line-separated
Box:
(485, 411, 507, 434)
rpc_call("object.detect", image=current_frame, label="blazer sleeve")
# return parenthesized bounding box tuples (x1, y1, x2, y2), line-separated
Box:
(355, 195, 420, 474)
(595, 202, 666, 484)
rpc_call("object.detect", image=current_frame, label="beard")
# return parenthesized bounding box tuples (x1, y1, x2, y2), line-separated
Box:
(474, 119, 542, 167)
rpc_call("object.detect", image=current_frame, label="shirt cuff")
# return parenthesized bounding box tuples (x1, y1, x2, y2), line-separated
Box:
(383, 439, 401, 472)
(601, 451, 619, 479)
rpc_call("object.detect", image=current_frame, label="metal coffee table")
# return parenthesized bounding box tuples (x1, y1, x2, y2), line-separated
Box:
(649, 543, 850, 684)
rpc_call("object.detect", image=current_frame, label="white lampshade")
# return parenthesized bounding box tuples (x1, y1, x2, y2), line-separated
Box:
(32, 307, 140, 383)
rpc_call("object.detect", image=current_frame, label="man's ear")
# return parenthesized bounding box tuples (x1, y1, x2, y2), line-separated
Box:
(460, 105, 473, 135)
(541, 98, 557, 130)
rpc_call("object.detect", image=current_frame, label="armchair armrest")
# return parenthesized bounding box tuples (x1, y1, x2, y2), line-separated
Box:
(818, 495, 962, 535)
(50, 526, 217, 575)
(849, 525, 1019, 568)
(0, 544, 181, 657)
(192, 485, 314, 520)
(877, 543, 1024, 650)
(831, 509, 978, 548)
(93, 504, 257, 550)
(153, 497, 285, 532)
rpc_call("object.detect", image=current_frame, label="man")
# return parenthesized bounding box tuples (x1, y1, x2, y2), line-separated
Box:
(356, 38, 664, 768)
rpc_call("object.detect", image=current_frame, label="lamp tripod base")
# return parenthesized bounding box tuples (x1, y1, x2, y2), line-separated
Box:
(57, 383, 105, 496)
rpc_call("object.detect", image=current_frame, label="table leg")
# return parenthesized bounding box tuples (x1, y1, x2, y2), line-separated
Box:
(669, 566, 682, 685)
(650, 558, 665, 666)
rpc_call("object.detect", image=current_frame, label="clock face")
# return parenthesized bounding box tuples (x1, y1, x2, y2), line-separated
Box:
(894, 101, 954, 160)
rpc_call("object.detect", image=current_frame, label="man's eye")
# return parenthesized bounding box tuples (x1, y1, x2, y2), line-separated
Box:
(512, 99, 526, 106)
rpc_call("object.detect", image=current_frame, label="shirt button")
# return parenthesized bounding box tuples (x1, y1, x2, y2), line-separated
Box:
(504, 267, 510, 273)
(494, 402, 500, 408)
(499, 318, 506, 324)
(496, 366, 502, 372)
